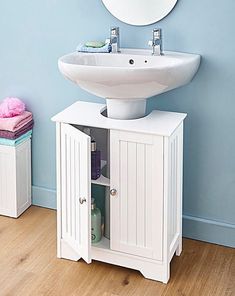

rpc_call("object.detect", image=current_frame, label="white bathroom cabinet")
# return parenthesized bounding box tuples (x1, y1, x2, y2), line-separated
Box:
(0, 139, 31, 218)
(52, 101, 186, 283)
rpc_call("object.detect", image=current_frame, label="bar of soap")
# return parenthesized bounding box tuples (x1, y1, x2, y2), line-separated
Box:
(85, 41, 106, 48)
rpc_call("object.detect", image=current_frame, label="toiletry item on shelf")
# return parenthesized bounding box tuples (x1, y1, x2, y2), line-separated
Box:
(85, 41, 106, 48)
(91, 140, 101, 180)
(76, 42, 112, 53)
(91, 198, 102, 244)
(83, 127, 101, 180)
(101, 216, 105, 237)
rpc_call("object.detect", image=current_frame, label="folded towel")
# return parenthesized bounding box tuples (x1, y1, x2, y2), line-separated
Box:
(0, 120, 34, 139)
(77, 42, 112, 53)
(0, 111, 33, 132)
(0, 130, 32, 146)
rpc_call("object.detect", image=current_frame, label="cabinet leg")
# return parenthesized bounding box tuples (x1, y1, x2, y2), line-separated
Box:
(140, 263, 170, 284)
(60, 239, 81, 261)
(176, 237, 182, 256)
(162, 263, 170, 284)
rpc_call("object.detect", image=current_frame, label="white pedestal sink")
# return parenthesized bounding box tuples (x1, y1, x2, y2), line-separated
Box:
(58, 49, 200, 119)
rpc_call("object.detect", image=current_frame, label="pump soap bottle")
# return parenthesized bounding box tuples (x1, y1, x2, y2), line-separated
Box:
(91, 198, 102, 243)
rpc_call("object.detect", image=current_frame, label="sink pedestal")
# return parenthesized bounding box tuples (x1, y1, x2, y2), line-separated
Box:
(106, 99, 146, 120)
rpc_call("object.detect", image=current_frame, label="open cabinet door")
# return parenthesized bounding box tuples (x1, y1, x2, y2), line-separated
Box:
(59, 123, 91, 263)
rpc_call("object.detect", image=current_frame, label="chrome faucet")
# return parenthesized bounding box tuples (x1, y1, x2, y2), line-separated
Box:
(149, 28, 163, 56)
(110, 27, 120, 53)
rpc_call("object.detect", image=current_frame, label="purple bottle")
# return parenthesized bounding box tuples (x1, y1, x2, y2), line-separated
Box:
(91, 140, 101, 180)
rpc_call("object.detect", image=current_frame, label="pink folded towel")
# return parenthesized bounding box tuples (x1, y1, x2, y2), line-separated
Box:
(0, 120, 34, 139)
(0, 111, 33, 132)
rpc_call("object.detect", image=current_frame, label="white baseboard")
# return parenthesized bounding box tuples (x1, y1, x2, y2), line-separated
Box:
(32, 185, 56, 209)
(183, 214, 235, 248)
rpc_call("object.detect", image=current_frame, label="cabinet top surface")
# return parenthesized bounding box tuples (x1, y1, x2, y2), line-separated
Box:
(52, 101, 187, 136)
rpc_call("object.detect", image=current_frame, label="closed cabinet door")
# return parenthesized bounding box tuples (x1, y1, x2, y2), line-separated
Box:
(110, 130, 164, 260)
(60, 123, 91, 263)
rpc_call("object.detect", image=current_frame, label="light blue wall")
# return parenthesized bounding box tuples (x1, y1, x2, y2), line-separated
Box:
(0, 1, 234, 247)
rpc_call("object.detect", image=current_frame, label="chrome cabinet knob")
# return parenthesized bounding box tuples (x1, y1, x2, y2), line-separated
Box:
(79, 197, 86, 204)
(110, 189, 117, 196)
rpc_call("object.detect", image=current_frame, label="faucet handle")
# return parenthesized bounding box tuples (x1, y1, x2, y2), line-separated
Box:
(150, 28, 163, 56)
(111, 26, 119, 36)
(153, 28, 162, 39)
(110, 26, 120, 53)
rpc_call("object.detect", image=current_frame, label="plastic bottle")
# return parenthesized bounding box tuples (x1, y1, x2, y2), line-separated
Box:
(91, 140, 101, 180)
(83, 128, 101, 180)
(91, 198, 102, 243)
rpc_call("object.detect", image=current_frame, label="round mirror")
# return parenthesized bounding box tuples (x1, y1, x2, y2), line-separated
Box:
(102, 0, 177, 26)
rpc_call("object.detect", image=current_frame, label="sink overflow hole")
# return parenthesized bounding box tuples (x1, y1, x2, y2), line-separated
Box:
(129, 59, 134, 65)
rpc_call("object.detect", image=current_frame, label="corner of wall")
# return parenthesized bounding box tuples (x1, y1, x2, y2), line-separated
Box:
(32, 185, 56, 210)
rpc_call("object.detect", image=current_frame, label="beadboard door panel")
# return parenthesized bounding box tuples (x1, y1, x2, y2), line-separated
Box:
(0, 140, 31, 218)
(60, 123, 91, 263)
(110, 130, 164, 260)
(0, 147, 17, 216)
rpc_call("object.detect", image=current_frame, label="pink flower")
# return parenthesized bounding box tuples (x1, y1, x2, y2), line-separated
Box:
(0, 97, 25, 118)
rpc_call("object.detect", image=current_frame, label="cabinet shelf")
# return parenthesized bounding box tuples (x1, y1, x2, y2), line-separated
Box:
(91, 236, 110, 250)
(91, 175, 110, 186)
(91, 160, 110, 187)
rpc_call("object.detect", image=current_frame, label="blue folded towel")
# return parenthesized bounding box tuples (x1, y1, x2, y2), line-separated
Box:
(77, 42, 112, 53)
(0, 130, 32, 147)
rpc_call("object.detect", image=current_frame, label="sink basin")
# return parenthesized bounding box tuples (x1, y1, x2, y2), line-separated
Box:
(58, 49, 200, 119)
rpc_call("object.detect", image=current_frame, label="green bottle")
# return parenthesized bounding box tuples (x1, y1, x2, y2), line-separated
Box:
(91, 198, 102, 243)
